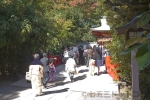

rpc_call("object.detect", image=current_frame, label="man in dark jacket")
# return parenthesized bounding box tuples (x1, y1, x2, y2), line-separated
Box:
(93, 45, 102, 75)
(78, 46, 84, 65)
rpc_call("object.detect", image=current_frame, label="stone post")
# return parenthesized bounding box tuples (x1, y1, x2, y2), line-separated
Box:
(131, 49, 140, 100)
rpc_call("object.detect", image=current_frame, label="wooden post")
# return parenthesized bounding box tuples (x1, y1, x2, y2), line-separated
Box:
(131, 49, 140, 100)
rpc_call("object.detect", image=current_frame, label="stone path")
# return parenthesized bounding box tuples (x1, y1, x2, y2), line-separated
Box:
(1, 64, 120, 100)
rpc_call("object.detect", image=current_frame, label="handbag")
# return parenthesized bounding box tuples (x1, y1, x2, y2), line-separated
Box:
(74, 68, 78, 75)
(25, 72, 31, 81)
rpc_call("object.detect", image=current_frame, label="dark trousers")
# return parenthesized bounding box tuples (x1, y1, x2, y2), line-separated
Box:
(68, 72, 74, 81)
(79, 56, 84, 65)
(42, 72, 49, 87)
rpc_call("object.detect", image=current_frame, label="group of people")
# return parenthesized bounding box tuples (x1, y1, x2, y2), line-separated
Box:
(28, 52, 57, 97)
(63, 44, 87, 66)
(88, 44, 106, 76)
(28, 43, 106, 97)
(63, 43, 106, 82)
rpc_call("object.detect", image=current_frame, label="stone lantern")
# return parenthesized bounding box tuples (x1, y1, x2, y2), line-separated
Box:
(115, 15, 150, 100)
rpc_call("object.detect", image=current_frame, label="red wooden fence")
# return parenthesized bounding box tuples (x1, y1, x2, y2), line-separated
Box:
(105, 56, 120, 80)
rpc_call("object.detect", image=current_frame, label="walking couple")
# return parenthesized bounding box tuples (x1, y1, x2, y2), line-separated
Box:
(89, 44, 105, 76)
(29, 53, 57, 97)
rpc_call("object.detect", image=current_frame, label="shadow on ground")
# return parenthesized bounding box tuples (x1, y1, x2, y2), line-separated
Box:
(47, 74, 87, 89)
(55, 74, 67, 82)
(47, 81, 70, 89)
(100, 72, 107, 74)
(42, 88, 69, 95)
(0, 86, 29, 100)
(74, 74, 87, 82)
(78, 69, 89, 73)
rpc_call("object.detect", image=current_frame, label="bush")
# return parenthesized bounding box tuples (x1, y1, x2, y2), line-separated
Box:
(104, 33, 131, 83)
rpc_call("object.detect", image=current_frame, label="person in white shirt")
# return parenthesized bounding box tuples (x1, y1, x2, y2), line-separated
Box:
(65, 55, 77, 82)
(63, 47, 69, 64)
(89, 54, 96, 76)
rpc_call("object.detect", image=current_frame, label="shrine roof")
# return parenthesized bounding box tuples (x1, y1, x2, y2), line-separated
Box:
(90, 16, 111, 37)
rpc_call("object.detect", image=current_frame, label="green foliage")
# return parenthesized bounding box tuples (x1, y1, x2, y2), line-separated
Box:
(139, 65, 150, 100)
(0, 0, 149, 84)
(81, 30, 96, 42)
(122, 31, 150, 70)
(121, 11, 150, 71)
(105, 33, 131, 83)
(119, 8, 150, 99)
(0, 0, 98, 77)
(137, 11, 150, 28)
(121, 43, 143, 55)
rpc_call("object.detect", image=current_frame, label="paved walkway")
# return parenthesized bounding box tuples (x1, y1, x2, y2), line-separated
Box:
(4, 64, 119, 100)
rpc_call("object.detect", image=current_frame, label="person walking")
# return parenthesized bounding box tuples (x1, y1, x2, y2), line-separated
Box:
(29, 54, 43, 97)
(73, 44, 79, 65)
(40, 53, 57, 86)
(78, 46, 84, 66)
(68, 47, 74, 57)
(42, 60, 50, 89)
(93, 45, 103, 75)
(86, 46, 93, 67)
(83, 46, 88, 65)
(49, 59, 56, 82)
(65, 55, 77, 82)
(100, 44, 106, 66)
(89, 53, 96, 76)
(40, 53, 48, 66)
(63, 47, 69, 64)
(40, 53, 50, 89)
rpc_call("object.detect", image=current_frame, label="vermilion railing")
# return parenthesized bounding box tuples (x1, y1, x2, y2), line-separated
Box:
(105, 56, 120, 81)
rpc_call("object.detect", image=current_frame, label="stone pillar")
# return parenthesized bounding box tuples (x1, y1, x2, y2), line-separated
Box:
(131, 49, 140, 100)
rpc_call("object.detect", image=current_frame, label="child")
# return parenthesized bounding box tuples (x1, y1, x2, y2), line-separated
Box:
(49, 59, 56, 82)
